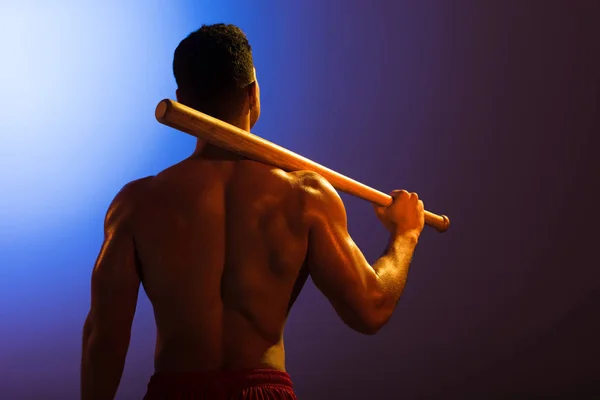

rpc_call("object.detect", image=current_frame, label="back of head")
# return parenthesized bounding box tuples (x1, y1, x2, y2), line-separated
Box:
(173, 24, 255, 121)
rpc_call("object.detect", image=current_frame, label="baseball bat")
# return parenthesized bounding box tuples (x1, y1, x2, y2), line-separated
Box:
(155, 99, 450, 232)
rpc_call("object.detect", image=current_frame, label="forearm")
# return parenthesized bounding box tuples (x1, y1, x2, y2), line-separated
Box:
(81, 322, 130, 400)
(371, 233, 419, 317)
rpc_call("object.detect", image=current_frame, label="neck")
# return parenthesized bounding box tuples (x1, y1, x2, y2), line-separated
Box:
(192, 141, 246, 161)
(191, 114, 250, 160)
(223, 113, 251, 132)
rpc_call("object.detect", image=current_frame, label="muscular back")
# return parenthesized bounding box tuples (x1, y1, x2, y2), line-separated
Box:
(131, 156, 311, 373)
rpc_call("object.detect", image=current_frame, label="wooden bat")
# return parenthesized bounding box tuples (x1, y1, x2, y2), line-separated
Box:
(155, 99, 450, 233)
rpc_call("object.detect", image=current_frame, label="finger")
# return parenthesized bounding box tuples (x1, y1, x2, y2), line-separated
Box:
(404, 192, 418, 204)
(390, 190, 409, 199)
(372, 202, 385, 212)
(372, 203, 386, 219)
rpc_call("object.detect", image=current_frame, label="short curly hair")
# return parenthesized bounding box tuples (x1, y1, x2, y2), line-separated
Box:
(173, 24, 255, 120)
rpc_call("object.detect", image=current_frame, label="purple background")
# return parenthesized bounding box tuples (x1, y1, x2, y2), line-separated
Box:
(1, 1, 598, 398)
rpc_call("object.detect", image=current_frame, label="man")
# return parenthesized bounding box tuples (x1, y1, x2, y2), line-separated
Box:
(81, 24, 425, 399)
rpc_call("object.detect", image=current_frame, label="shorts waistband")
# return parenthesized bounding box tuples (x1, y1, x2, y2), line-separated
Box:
(147, 368, 293, 389)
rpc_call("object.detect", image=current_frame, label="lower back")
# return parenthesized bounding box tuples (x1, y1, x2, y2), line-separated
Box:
(153, 309, 287, 373)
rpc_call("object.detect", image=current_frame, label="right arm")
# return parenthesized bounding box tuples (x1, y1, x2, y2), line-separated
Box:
(302, 173, 423, 335)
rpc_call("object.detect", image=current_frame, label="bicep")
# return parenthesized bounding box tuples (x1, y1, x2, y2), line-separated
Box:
(303, 175, 380, 331)
(88, 187, 141, 336)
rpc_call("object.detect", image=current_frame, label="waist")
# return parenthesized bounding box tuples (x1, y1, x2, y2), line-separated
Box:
(147, 368, 293, 389)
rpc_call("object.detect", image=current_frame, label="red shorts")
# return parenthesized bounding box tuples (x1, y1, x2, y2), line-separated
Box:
(143, 369, 297, 400)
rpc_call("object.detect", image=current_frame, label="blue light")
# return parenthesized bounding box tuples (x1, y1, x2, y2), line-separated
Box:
(0, 2, 256, 397)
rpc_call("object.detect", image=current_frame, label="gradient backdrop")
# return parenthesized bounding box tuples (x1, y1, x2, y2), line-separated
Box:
(1, 1, 599, 399)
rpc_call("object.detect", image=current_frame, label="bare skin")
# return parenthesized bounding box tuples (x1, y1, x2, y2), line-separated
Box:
(134, 155, 314, 374)
(81, 69, 425, 400)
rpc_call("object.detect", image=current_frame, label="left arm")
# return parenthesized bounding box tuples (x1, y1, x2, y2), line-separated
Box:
(81, 182, 143, 400)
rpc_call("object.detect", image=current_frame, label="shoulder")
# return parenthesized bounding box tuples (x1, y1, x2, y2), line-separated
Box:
(289, 171, 346, 220)
(105, 176, 154, 228)
(292, 171, 342, 202)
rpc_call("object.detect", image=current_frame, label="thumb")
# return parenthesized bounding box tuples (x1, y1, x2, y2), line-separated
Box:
(372, 202, 385, 219)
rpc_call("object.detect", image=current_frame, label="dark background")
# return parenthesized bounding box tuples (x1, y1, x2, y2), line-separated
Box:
(1, 1, 598, 398)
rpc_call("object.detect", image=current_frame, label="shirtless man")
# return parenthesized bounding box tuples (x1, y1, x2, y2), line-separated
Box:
(80, 24, 425, 400)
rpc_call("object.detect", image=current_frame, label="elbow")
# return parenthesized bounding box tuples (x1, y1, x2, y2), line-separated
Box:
(352, 293, 393, 335)
(82, 316, 130, 351)
(357, 312, 390, 335)
(83, 314, 94, 337)
(356, 322, 383, 336)
(83, 330, 131, 362)
(348, 315, 386, 335)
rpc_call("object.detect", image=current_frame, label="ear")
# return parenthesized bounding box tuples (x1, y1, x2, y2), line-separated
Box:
(248, 83, 258, 110)
(247, 67, 259, 110)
